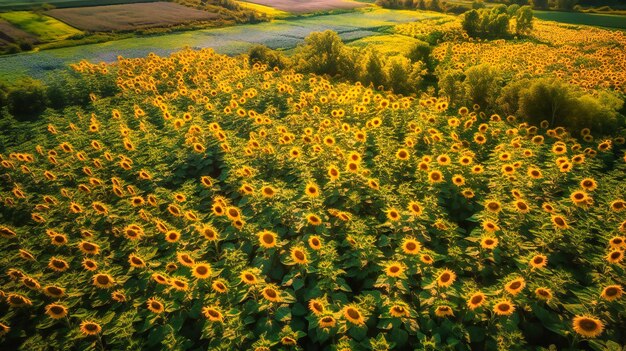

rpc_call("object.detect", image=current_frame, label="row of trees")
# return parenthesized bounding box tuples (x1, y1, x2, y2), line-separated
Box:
(250, 31, 433, 96)
(437, 64, 625, 133)
(462, 4, 533, 38)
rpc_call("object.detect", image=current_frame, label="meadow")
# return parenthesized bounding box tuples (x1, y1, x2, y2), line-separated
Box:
(533, 10, 626, 29)
(46, 2, 220, 32)
(0, 11, 82, 42)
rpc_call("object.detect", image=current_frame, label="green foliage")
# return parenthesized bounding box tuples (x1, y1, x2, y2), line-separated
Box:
(5, 77, 47, 120)
(532, 0, 549, 9)
(248, 45, 290, 69)
(406, 40, 431, 64)
(498, 77, 625, 133)
(293, 30, 345, 77)
(463, 63, 502, 109)
(462, 5, 533, 38)
(361, 48, 387, 89)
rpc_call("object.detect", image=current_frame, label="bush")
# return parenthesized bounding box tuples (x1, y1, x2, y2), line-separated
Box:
(406, 40, 431, 64)
(463, 64, 502, 109)
(248, 45, 290, 69)
(462, 5, 533, 38)
(6, 78, 48, 121)
(292, 31, 345, 77)
(499, 77, 624, 133)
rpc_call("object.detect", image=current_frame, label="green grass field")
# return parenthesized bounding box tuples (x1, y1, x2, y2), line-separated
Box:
(0, 11, 82, 42)
(236, 1, 290, 18)
(534, 10, 626, 29)
(348, 34, 419, 55)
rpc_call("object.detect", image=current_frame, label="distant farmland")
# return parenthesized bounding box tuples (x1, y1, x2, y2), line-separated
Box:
(0, 19, 37, 47)
(46, 2, 219, 32)
(0, 0, 157, 11)
(241, 0, 365, 13)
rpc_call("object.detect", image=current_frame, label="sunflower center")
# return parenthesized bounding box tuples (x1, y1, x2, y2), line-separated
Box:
(471, 295, 483, 304)
(405, 242, 417, 251)
(196, 266, 208, 275)
(440, 273, 451, 282)
(389, 266, 400, 273)
(579, 319, 598, 331)
(533, 257, 544, 264)
(265, 289, 277, 298)
(346, 308, 361, 320)
(96, 276, 110, 285)
(294, 251, 305, 261)
(498, 303, 510, 311)
(605, 287, 618, 296)
(509, 281, 522, 289)
(151, 302, 161, 310)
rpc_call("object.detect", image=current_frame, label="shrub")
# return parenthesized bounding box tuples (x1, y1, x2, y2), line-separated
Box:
(292, 30, 345, 77)
(6, 78, 48, 121)
(248, 45, 290, 69)
(463, 63, 502, 109)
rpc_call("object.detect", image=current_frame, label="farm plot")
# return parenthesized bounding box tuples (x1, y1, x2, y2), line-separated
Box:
(0, 11, 82, 42)
(0, 0, 156, 11)
(45, 2, 219, 32)
(240, 0, 365, 13)
(0, 19, 38, 47)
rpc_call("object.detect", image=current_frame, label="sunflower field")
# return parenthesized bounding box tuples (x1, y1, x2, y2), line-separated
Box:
(0, 48, 625, 350)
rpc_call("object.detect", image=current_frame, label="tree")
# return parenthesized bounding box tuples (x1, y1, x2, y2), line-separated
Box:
(462, 10, 481, 37)
(6, 78, 48, 120)
(531, 0, 548, 9)
(361, 49, 386, 90)
(437, 69, 465, 107)
(248, 45, 289, 69)
(407, 40, 431, 64)
(515, 6, 533, 35)
(463, 64, 502, 110)
(293, 31, 344, 77)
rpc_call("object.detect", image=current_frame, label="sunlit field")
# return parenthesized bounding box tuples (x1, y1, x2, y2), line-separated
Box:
(1, 1, 625, 350)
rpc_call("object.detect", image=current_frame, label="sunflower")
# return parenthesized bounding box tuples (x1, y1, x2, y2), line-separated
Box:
(177, 252, 195, 267)
(318, 315, 337, 328)
(305, 183, 320, 197)
(384, 261, 406, 278)
(480, 237, 498, 249)
(504, 278, 526, 295)
(600, 285, 623, 301)
(467, 292, 486, 310)
(111, 290, 127, 302)
(327, 165, 340, 181)
(226, 206, 241, 220)
(170, 278, 189, 291)
(93, 274, 115, 289)
(48, 257, 70, 272)
(513, 200, 530, 214)
(78, 241, 100, 255)
(202, 306, 224, 322)
(259, 185, 277, 198)
(342, 305, 365, 326)
(43, 285, 65, 298)
(152, 273, 169, 285)
(241, 270, 259, 285)
(192, 263, 212, 279)
(606, 250, 624, 264)
(527, 167, 542, 179)
(572, 315, 604, 338)
(610, 200, 626, 212)
(401, 238, 421, 255)
(77, 321, 102, 337)
(82, 258, 98, 271)
(527, 254, 548, 269)
(551, 215, 569, 229)
(212, 279, 228, 293)
(128, 254, 146, 268)
(535, 287, 553, 301)
(570, 190, 588, 206)
(428, 170, 444, 183)
(308, 236, 322, 250)
(437, 154, 451, 165)
(367, 178, 380, 190)
(437, 269, 456, 287)
(451, 174, 465, 186)
(255, 230, 277, 249)
(609, 236, 625, 249)
(308, 299, 325, 315)
(482, 220, 500, 233)
(434, 305, 454, 317)
(147, 298, 165, 314)
(386, 208, 401, 221)
(407, 201, 423, 216)
(420, 254, 434, 265)
(124, 224, 144, 240)
(290, 247, 309, 264)
(493, 300, 515, 316)
(306, 213, 322, 226)
(346, 161, 359, 173)
(485, 200, 502, 213)
(165, 230, 181, 243)
(580, 178, 597, 191)
(45, 303, 68, 319)
(211, 203, 225, 216)
(262, 285, 281, 302)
